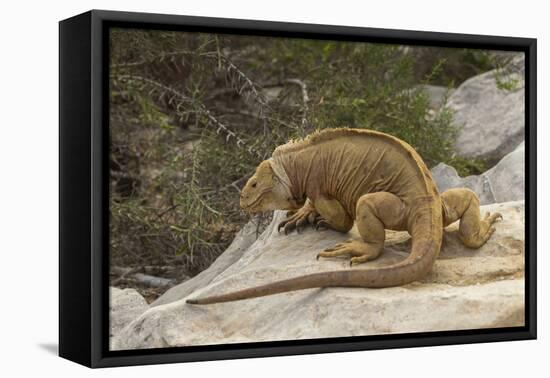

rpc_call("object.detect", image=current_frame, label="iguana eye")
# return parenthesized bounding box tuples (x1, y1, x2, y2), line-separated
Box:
(252, 183, 257, 188)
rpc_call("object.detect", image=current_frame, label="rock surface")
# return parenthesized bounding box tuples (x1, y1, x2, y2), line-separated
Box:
(446, 57, 524, 163)
(431, 164, 495, 205)
(485, 141, 525, 203)
(152, 219, 261, 307)
(432, 141, 525, 205)
(110, 287, 149, 349)
(417, 84, 454, 111)
(112, 201, 525, 350)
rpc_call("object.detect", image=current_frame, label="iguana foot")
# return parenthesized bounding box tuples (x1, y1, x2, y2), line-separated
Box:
(441, 188, 503, 249)
(484, 211, 503, 224)
(314, 218, 331, 230)
(461, 211, 503, 248)
(314, 217, 351, 232)
(278, 202, 319, 235)
(316, 239, 382, 265)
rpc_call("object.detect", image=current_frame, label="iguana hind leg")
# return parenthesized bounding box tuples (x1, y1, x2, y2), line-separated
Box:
(317, 192, 407, 265)
(441, 188, 502, 248)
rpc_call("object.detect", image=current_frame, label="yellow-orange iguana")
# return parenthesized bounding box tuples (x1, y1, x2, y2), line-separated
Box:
(187, 128, 501, 304)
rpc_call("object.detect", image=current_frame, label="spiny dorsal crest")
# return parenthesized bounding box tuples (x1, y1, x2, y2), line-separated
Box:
(272, 127, 393, 157)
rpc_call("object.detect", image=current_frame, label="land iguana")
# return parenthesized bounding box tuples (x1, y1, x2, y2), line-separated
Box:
(186, 128, 502, 305)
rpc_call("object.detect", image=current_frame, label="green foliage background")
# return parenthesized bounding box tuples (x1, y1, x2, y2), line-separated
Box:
(109, 29, 497, 299)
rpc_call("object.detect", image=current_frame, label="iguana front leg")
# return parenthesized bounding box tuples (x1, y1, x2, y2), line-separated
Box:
(278, 196, 353, 235)
(313, 195, 354, 233)
(278, 199, 320, 234)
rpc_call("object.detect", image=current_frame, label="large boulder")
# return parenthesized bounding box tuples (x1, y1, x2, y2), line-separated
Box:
(416, 84, 454, 111)
(112, 201, 525, 350)
(431, 164, 495, 205)
(432, 141, 525, 205)
(485, 141, 525, 203)
(446, 56, 524, 163)
(110, 287, 149, 349)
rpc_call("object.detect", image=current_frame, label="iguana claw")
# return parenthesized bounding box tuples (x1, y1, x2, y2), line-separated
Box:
(315, 219, 330, 230)
(278, 201, 319, 235)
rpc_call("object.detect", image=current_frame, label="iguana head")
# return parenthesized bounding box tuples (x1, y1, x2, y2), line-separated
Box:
(240, 160, 302, 214)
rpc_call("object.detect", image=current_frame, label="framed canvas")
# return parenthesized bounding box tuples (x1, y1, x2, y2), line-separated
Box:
(59, 9, 536, 368)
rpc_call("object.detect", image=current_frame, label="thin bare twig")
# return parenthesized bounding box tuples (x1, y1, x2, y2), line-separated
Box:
(110, 50, 196, 69)
(283, 78, 310, 128)
(110, 169, 139, 180)
(222, 56, 269, 107)
(202, 172, 252, 196)
(111, 74, 264, 160)
(112, 50, 271, 111)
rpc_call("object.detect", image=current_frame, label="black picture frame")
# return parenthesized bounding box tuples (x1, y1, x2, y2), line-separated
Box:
(59, 9, 537, 368)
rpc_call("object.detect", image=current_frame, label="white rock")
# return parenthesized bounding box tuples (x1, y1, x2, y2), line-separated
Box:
(416, 84, 454, 111)
(431, 163, 495, 205)
(485, 141, 525, 203)
(110, 287, 149, 349)
(112, 201, 525, 350)
(432, 141, 524, 205)
(446, 58, 524, 163)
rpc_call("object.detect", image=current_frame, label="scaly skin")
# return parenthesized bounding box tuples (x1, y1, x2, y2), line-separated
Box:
(186, 128, 501, 305)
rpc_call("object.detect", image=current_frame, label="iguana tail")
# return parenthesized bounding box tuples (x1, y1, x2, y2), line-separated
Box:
(186, 204, 443, 305)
